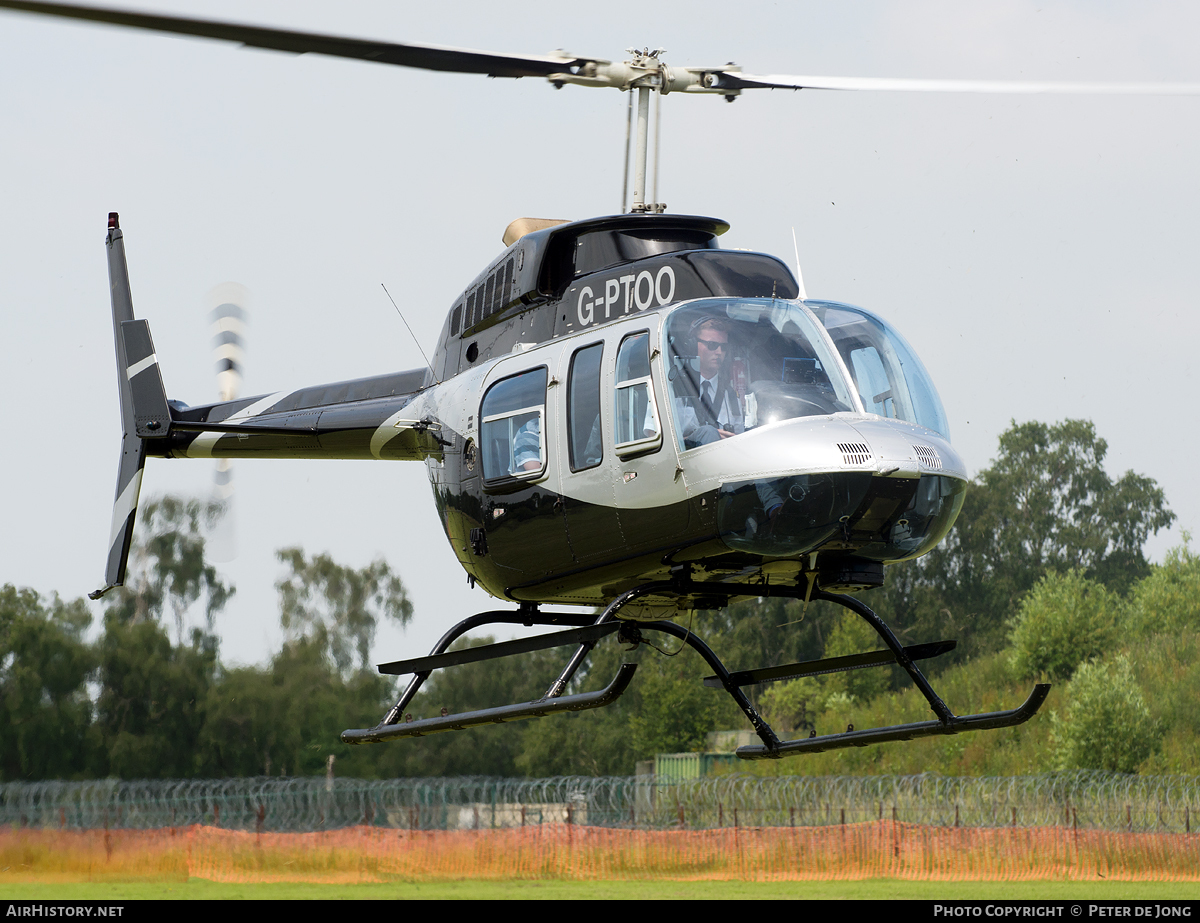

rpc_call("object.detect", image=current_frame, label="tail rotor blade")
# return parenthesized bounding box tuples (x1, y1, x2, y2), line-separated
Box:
(206, 282, 248, 563)
(209, 282, 248, 402)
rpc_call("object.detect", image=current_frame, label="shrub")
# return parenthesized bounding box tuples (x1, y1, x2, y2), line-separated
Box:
(759, 677, 822, 736)
(1008, 570, 1121, 681)
(1052, 655, 1161, 772)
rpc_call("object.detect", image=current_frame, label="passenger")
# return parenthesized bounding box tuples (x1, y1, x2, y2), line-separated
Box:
(511, 416, 542, 472)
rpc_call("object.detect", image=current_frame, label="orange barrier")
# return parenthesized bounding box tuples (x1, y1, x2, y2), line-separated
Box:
(0, 826, 191, 882)
(2, 822, 1198, 883)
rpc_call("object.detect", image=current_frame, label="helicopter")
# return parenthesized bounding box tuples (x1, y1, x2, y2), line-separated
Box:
(4, 1, 1197, 760)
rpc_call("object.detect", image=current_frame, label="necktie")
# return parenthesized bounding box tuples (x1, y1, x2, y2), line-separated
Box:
(701, 381, 716, 426)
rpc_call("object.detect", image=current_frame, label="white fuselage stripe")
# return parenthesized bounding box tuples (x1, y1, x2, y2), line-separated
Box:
(371, 411, 418, 458)
(188, 390, 294, 457)
(107, 468, 144, 550)
(125, 354, 157, 379)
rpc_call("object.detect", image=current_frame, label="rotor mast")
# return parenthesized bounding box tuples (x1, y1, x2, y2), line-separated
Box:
(547, 46, 741, 214)
(631, 82, 653, 213)
(628, 49, 661, 214)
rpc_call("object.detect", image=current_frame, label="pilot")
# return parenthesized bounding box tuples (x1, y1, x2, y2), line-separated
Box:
(668, 316, 744, 448)
(667, 315, 788, 533)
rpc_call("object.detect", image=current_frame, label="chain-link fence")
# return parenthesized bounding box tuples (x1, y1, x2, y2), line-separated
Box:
(2, 772, 1197, 834)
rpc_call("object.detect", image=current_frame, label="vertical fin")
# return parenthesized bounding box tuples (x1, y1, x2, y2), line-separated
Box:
(89, 213, 148, 600)
(121, 319, 170, 436)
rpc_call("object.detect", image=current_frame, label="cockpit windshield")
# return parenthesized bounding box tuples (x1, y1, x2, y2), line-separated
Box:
(662, 298, 950, 450)
(662, 299, 857, 451)
(806, 301, 950, 438)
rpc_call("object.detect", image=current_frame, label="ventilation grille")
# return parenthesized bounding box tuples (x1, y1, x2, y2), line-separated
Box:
(913, 444, 942, 469)
(837, 442, 871, 466)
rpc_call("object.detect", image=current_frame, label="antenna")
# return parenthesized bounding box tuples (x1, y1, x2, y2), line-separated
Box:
(382, 283, 439, 384)
(791, 228, 809, 300)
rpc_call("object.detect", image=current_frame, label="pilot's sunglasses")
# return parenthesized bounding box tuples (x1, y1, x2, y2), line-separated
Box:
(697, 339, 728, 352)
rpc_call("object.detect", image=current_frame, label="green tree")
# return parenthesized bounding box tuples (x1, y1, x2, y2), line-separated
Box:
(196, 549, 415, 778)
(105, 495, 234, 640)
(516, 618, 748, 776)
(1052, 655, 1162, 772)
(758, 676, 821, 737)
(514, 633, 643, 777)
(885, 420, 1173, 662)
(625, 650, 730, 758)
(758, 610, 892, 734)
(276, 548, 412, 677)
(1008, 569, 1122, 681)
(1126, 538, 1200, 637)
(93, 495, 232, 778)
(822, 610, 890, 701)
(371, 637, 565, 777)
(92, 618, 217, 778)
(0, 587, 94, 780)
(199, 635, 393, 778)
(700, 595, 830, 681)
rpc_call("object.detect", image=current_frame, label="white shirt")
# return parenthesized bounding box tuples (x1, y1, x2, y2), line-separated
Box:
(648, 372, 743, 441)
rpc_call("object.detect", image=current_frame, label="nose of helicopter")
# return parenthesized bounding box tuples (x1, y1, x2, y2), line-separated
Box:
(680, 414, 967, 563)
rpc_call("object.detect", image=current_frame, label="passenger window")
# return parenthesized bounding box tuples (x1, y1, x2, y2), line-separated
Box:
(480, 367, 547, 484)
(568, 343, 604, 471)
(614, 332, 662, 458)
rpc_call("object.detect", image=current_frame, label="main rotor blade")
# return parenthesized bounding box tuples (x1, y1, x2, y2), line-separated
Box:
(0, 1, 596, 77)
(717, 72, 1200, 95)
(8, 1, 1195, 97)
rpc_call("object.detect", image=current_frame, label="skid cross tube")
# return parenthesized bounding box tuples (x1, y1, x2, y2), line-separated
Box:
(377, 622, 622, 676)
(702, 639, 958, 689)
(342, 663, 638, 743)
(344, 584, 685, 745)
(375, 606, 595, 729)
(343, 593, 652, 745)
(815, 590, 955, 724)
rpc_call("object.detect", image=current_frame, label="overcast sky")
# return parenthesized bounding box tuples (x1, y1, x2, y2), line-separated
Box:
(1, 1, 1196, 668)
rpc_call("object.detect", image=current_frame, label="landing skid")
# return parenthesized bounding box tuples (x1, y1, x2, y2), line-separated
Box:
(341, 580, 1049, 758)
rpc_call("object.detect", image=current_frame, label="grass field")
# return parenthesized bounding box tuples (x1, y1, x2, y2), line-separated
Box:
(5, 879, 1200, 899)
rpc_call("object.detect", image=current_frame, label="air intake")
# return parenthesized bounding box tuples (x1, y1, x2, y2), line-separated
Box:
(837, 442, 871, 466)
(913, 444, 942, 469)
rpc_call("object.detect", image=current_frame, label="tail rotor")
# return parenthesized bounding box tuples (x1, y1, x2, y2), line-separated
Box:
(207, 282, 248, 562)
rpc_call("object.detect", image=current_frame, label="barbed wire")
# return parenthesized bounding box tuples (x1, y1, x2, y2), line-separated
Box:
(2, 772, 1197, 833)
